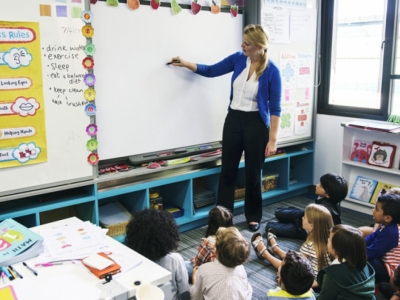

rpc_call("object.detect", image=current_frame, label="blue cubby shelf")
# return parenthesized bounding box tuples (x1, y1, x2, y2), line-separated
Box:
(0, 142, 314, 236)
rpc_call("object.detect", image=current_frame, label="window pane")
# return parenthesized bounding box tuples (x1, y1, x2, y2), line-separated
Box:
(391, 80, 400, 116)
(394, 3, 400, 74)
(329, 0, 385, 109)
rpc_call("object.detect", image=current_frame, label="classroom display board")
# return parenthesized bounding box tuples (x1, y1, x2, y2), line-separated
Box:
(0, 0, 96, 197)
(91, 3, 244, 161)
(261, 0, 318, 144)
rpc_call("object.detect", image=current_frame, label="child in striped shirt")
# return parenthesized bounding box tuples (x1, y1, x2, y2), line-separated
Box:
(252, 204, 333, 288)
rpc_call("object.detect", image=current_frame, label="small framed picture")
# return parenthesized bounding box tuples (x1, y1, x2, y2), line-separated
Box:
(367, 141, 397, 169)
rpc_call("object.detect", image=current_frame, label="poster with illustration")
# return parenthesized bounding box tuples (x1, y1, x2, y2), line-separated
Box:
(367, 141, 396, 169)
(0, 21, 47, 168)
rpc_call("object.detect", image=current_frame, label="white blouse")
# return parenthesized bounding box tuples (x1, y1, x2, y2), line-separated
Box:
(230, 57, 259, 112)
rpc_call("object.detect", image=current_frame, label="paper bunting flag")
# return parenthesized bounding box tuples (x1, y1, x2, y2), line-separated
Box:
(88, 153, 99, 165)
(86, 124, 98, 136)
(82, 25, 94, 38)
(150, 0, 161, 10)
(106, 0, 119, 7)
(84, 88, 96, 101)
(211, 0, 221, 14)
(81, 10, 93, 23)
(86, 138, 99, 151)
(127, 0, 140, 10)
(82, 57, 94, 70)
(85, 103, 97, 116)
(91, 0, 98, 4)
(84, 43, 96, 56)
(171, 0, 182, 15)
(230, 5, 238, 17)
(84, 74, 96, 87)
(191, 0, 201, 15)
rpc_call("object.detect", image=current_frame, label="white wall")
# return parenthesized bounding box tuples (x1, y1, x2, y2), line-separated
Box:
(313, 114, 359, 183)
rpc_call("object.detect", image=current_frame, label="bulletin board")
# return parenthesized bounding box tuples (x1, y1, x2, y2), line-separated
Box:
(0, 0, 96, 197)
(261, 0, 318, 144)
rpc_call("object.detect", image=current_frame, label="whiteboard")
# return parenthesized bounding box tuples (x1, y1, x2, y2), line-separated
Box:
(91, 3, 244, 160)
(0, 0, 96, 197)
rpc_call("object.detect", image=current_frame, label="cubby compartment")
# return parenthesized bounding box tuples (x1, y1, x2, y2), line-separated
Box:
(289, 152, 314, 190)
(98, 190, 147, 214)
(262, 158, 288, 195)
(149, 180, 191, 225)
(192, 173, 219, 219)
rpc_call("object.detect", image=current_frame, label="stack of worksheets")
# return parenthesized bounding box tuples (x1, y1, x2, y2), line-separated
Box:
(35, 221, 110, 264)
(193, 187, 215, 209)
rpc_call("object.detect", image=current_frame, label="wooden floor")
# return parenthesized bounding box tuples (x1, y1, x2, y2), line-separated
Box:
(177, 195, 374, 300)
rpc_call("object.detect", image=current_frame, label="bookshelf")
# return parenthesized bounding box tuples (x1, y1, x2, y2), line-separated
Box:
(341, 121, 400, 214)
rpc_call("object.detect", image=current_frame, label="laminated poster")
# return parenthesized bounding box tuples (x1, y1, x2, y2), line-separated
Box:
(0, 22, 47, 168)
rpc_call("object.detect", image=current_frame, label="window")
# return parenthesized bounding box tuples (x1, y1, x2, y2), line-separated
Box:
(318, 0, 400, 120)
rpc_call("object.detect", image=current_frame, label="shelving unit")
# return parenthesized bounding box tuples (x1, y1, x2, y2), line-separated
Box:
(341, 122, 400, 214)
(0, 141, 314, 242)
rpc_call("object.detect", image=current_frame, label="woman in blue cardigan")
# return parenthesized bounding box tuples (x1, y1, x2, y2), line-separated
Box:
(169, 24, 282, 231)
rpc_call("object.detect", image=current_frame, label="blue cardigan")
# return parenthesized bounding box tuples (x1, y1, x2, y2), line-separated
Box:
(195, 51, 282, 128)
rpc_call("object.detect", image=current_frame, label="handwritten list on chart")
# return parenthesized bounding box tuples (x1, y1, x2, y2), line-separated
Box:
(42, 25, 87, 108)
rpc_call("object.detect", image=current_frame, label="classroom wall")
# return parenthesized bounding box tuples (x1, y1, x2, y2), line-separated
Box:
(313, 114, 358, 183)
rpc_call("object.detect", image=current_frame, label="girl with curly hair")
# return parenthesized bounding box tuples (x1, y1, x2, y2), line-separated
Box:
(125, 209, 190, 300)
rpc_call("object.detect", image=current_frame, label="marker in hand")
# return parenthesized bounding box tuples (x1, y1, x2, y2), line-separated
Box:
(166, 60, 180, 65)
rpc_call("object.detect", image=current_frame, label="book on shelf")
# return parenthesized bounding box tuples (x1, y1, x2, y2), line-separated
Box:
(367, 141, 397, 169)
(350, 139, 372, 163)
(349, 176, 378, 203)
(370, 181, 398, 205)
(0, 219, 44, 267)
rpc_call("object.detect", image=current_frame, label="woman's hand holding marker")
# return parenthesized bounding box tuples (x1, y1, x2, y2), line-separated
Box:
(168, 56, 197, 72)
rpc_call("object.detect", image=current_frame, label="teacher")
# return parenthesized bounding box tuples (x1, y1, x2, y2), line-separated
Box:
(169, 24, 282, 232)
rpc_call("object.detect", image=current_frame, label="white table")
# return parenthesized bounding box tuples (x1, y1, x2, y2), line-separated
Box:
(2, 217, 171, 300)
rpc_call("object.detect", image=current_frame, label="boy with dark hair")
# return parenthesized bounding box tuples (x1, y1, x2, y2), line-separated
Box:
(190, 227, 253, 300)
(365, 194, 400, 283)
(266, 172, 348, 239)
(266, 250, 315, 299)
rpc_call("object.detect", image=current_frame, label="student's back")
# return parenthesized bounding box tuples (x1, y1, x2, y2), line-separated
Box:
(190, 227, 252, 300)
(316, 225, 376, 300)
(125, 209, 190, 300)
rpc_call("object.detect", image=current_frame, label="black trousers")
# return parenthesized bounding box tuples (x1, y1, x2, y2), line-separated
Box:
(217, 108, 269, 223)
(265, 207, 308, 240)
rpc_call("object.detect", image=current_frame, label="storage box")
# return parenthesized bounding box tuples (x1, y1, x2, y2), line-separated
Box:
(164, 203, 184, 218)
(99, 202, 132, 237)
(262, 172, 279, 192)
(234, 187, 245, 201)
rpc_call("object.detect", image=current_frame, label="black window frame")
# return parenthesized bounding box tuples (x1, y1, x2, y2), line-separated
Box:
(318, 0, 397, 121)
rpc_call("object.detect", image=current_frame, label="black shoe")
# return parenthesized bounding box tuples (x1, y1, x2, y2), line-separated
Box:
(249, 223, 260, 232)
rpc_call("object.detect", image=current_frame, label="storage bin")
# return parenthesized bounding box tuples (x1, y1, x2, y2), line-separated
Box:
(262, 172, 279, 192)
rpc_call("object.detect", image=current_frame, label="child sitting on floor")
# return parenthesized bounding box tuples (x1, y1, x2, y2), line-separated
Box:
(315, 224, 375, 299)
(266, 250, 315, 300)
(266, 173, 348, 240)
(190, 227, 252, 300)
(361, 194, 400, 284)
(252, 204, 333, 287)
(125, 209, 190, 300)
(359, 187, 400, 237)
(191, 205, 233, 267)
(377, 264, 400, 300)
